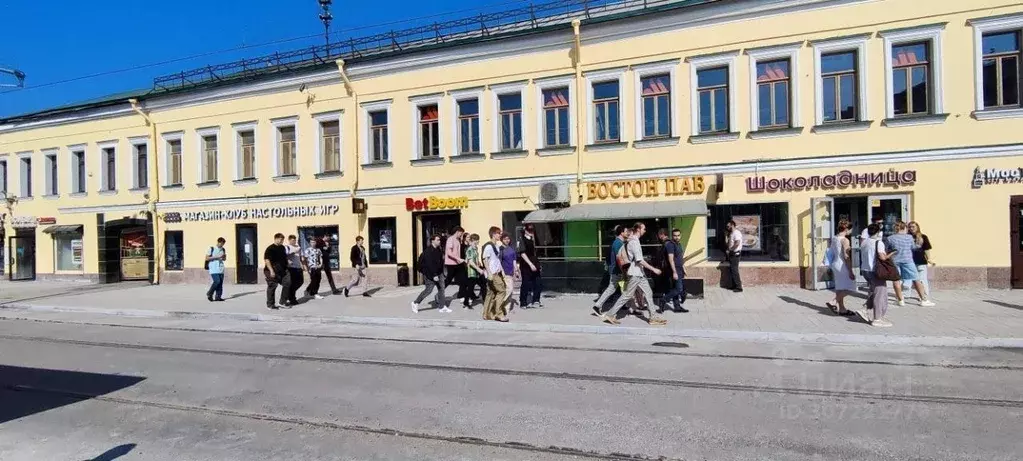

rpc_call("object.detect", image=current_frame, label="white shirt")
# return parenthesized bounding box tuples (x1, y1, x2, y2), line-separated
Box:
(482, 242, 502, 276)
(860, 237, 885, 272)
(860, 227, 882, 241)
(729, 229, 743, 253)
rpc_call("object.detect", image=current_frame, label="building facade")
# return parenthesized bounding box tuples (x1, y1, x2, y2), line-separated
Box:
(1, 0, 1021, 290)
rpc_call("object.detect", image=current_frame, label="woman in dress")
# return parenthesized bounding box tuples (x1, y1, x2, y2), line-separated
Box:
(826, 220, 857, 315)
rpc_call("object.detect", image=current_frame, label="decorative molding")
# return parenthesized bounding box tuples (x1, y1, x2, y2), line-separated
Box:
(490, 149, 528, 160)
(687, 51, 739, 136)
(811, 120, 872, 133)
(973, 108, 1023, 121)
(585, 142, 628, 153)
(489, 82, 528, 154)
(632, 59, 680, 141)
(537, 146, 574, 157)
(450, 153, 486, 163)
(969, 13, 1023, 112)
(449, 88, 485, 156)
(882, 113, 949, 128)
(746, 43, 802, 132)
(410, 157, 445, 167)
(360, 100, 393, 164)
(688, 132, 740, 144)
(633, 137, 680, 149)
(881, 24, 945, 120)
(584, 67, 627, 145)
(355, 173, 576, 197)
(812, 35, 870, 126)
(747, 127, 804, 139)
(534, 75, 576, 150)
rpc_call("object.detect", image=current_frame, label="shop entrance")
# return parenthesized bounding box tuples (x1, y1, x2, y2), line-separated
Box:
(412, 211, 461, 285)
(1011, 196, 1022, 289)
(810, 194, 910, 290)
(234, 224, 259, 284)
(8, 233, 36, 281)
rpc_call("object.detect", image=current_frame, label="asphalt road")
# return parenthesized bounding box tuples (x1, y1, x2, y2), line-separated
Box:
(0, 315, 1020, 461)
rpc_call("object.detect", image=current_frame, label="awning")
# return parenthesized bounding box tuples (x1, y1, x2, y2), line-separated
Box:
(523, 200, 708, 223)
(42, 225, 84, 235)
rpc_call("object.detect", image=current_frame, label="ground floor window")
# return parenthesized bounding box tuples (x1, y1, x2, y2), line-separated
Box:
(54, 233, 84, 271)
(707, 202, 789, 261)
(165, 231, 184, 270)
(369, 217, 397, 264)
(298, 226, 340, 271)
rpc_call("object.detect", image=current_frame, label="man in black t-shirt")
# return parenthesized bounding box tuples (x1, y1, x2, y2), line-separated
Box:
(660, 228, 689, 313)
(518, 224, 542, 308)
(263, 233, 290, 309)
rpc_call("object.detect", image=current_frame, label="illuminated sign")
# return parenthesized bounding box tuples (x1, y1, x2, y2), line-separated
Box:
(586, 176, 705, 200)
(747, 169, 917, 193)
(405, 196, 470, 211)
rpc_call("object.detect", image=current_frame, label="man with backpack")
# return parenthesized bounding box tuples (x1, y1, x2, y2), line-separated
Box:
(205, 237, 227, 302)
(592, 225, 629, 317)
(601, 222, 667, 326)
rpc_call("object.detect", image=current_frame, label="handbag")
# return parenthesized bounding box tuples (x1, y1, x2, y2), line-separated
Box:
(873, 241, 901, 282)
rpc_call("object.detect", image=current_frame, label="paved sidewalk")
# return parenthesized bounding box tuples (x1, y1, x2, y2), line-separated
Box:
(2, 282, 1022, 347)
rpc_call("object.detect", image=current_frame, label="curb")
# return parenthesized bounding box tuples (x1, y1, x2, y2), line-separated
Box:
(4, 303, 1023, 348)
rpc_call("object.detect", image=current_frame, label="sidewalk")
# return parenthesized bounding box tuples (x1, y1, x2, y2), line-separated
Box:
(2, 282, 1022, 347)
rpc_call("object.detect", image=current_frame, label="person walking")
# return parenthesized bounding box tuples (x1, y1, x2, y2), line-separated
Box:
(518, 224, 543, 308)
(303, 237, 325, 300)
(726, 220, 744, 292)
(660, 228, 689, 313)
(443, 226, 466, 307)
(412, 234, 447, 313)
(499, 233, 517, 312)
(908, 221, 933, 301)
(263, 233, 289, 310)
(856, 223, 895, 327)
(826, 220, 857, 316)
(481, 226, 509, 322)
(462, 234, 485, 309)
(285, 235, 304, 306)
(205, 237, 227, 302)
(601, 222, 667, 326)
(320, 236, 342, 295)
(345, 236, 371, 297)
(886, 222, 935, 307)
(592, 225, 629, 316)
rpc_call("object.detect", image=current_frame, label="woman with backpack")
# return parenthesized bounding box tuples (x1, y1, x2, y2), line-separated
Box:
(856, 223, 897, 327)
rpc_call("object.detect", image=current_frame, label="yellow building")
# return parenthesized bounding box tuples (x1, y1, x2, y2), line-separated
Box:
(1, 0, 1021, 291)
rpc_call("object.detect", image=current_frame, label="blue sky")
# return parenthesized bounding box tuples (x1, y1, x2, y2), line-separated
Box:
(0, 0, 535, 118)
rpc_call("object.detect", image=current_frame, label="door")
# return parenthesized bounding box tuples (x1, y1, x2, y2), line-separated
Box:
(868, 194, 910, 236)
(1011, 196, 1022, 289)
(119, 228, 150, 281)
(8, 235, 36, 281)
(412, 212, 461, 285)
(235, 224, 259, 284)
(809, 197, 834, 290)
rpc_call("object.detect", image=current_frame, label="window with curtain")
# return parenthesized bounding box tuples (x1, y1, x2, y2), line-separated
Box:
(641, 75, 671, 138)
(419, 105, 440, 158)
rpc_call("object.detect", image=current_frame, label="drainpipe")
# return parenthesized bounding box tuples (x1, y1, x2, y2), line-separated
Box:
(571, 19, 584, 203)
(335, 59, 359, 197)
(129, 98, 161, 285)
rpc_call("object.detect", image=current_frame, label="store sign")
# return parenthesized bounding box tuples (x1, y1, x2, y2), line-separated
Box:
(164, 212, 182, 223)
(71, 239, 83, 264)
(405, 196, 469, 211)
(972, 167, 1022, 189)
(37, 217, 57, 225)
(586, 176, 706, 201)
(179, 205, 340, 222)
(747, 169, 917, 193)
(10, 216, 37, 228)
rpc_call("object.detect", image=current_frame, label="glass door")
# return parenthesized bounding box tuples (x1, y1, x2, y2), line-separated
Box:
(8, 235, 36, 281)
(810, 197, 834, 290)
(235, 224, 259, 284)
(868, 194, 911, 236)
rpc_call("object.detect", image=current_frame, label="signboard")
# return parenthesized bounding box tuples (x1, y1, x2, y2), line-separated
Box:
(972, 167, 1022, 188)
(177, 205, 339, 222)
(121, 257, 149, 280)
(10, 216, 37, 229)
(732, 215, 762, 251)
(71, 239, 83, 264)
(37, 217, 56, 225)
(585, 176, 705, 201)
(747, 169, 917, 193)
(405, 196, 469, 211)
(163, 212, 182, 223)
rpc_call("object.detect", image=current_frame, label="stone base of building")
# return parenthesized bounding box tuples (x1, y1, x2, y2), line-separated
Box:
(157, 267, 399, 288)
(35, 273, 102, 283)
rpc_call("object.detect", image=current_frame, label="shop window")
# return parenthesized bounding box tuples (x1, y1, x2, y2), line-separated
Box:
(54, 233, 84, 271)
(298, 226, 340, 271)
(368, 217, 397, 264)
(164, 230, 184, 271)
(706, 202, 789, 262)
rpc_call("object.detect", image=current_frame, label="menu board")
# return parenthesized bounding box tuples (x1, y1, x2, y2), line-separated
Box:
(732, 215, 762, 251)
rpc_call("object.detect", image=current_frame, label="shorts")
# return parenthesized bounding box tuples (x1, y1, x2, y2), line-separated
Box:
(896, 261, 918, 282)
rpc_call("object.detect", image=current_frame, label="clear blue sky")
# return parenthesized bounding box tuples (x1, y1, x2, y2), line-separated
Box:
(0, 0, 534, 118)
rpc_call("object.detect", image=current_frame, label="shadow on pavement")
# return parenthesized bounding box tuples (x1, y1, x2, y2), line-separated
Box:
(984, 299, 1022, 311)
(83, 443, 137, 461)
(0, 365, 146, 424)
(226, 291, 259, 300)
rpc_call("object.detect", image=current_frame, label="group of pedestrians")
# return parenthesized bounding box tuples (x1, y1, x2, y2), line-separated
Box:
(827, 218, 935, 327)
(411, 224, 543, 322)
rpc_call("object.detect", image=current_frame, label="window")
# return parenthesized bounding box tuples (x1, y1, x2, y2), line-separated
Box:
(982, 31, 1021, 109)
(369, 109, 389, 162)
(54, 232, 84, 271)
(44, 152, 58, 196)
(457, 99, 481, 154)
(542, 87, 571, 147)
(19, 155, 31, 198)
(697, 67, 730, 133)
(166, 137, 182, 186)
(755, 60, 791, 128)
(369, 217, 397, 264)
(821, 52, 858, 123)
(164, 231, 184, 271)
(592, 81, 620, 143)
(418, 104, 440, 158)
(298, 226, 340, 270)
(133, 142, 149, 189)
(71, 149, 86, 193)
(641, 75, 671, 138)
(238, 129, 256, 179)
(277, 125, 296, 176)
(706, 202, 789, 262)
(320, 120, 341, 172)
(101, 146, 116, 191)
(201, 134, 218, 182)
(498, 93, 523, 150)
(0, 160, 7, 195)
(882, 25, 945, 123)
(689, 53, 738, 138)
(891, 43, 930, 116)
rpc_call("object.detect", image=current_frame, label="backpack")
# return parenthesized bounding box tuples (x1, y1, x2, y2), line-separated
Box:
(616, 243, 631, 272)
(481, 242, 500, 272)
(204, 247, 214, 270)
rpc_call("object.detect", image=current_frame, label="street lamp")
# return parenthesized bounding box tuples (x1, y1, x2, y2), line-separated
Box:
(318, 0, 334, 56)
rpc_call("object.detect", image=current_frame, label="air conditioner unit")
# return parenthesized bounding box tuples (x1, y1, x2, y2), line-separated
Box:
(538, 181, 570, 205)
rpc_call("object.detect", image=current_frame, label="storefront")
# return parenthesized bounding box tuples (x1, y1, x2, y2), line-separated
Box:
(406, 195, 466, 284)
(8, 215, 38, 281)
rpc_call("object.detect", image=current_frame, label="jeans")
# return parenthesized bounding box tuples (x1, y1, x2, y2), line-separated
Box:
(346, 266, 366, 292)
(663, 275, 686, 308)
(464, 274, 487, 306)
(727, 253, 743, 290)
(206, 273, 224, 300)
(287, 268, 304, 303)
(306, 268, 322, 297)
(519, 270, 542, 307)
(264, 268, 291, 307)
(414, 276, 446, 309)
(444, 264, 465, 299)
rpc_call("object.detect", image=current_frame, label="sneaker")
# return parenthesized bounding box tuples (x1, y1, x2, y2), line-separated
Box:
(897, 299, 906, 307)
(314, 294, 325, 300)
(411, 302, 419, 314)
(920, 300, 936, 307)
(439, 307, 453, 313)
(854, 309, 871, 324)
(871, 318, 893, 328)
(591, 306, 601, 316)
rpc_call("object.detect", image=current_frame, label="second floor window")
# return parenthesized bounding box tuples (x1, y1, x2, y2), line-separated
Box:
(757, 60, 791, 128)
(72, 150, 85, 193)
(499, 94, 523, 150)
(102, 147, 116, 191)
(697, 67, 730, 133)
(982, 31, 1021, 109)
(457, 99, 480, 154)
(0, 160, 7, 195)
(168, 140, 182, 186)
(278, 126, 296, 176)
(369, 110, 388, 162)
(821, 51, 858, 122)
(641, 75, 671, 138)
(202, 135, 218, 182)
(419, 105, 440, 158)
(239, 131, 255, 179)
(892, 43, 931, 116)
(20, 157, 32, 198)
(135, 144, 148, 189)
(593, 81, 620, 143)
(543, 87, 570, 147)
(45, 153, 57, 196)
(320, 121, 341, 172)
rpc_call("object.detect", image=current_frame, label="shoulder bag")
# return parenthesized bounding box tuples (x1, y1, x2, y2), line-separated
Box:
(873, 240, 901, 282)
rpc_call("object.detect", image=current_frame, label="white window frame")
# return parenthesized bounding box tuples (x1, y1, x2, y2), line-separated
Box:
(449, 88, 485, 156)
(96, 140, 117, 192)
(688, 51, 740, 137)
(489, 81, 528, 153)
(128, 136, 150, 190)
(881, 24, 946, 122)
(196, 127, 220, 184)
(747, 44, 802, 132)
(409, 93, 444, 160)
(313, 111, 343, 174)
(67, 143, 86, 195)
(271, 116, 299, 177)
(632, 60, 680, 141)
(969, 14, 1023, 119)
(812, 35, 870, 126)
(232, 121, 257, 181)
(534, 75, 577, 150)
(41, 148, 58, 197)
(583, 67, 626, 145)
(360, 100, 392, 164)
(161, 131, 184, 187)
(0, 154, 8, 196)
(17, 151, 32, 198)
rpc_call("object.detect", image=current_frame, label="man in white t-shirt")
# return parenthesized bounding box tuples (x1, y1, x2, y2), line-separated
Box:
(726, 220, 744, 292)
(481, 226, 508, 322)
(860, 215, 884, 242)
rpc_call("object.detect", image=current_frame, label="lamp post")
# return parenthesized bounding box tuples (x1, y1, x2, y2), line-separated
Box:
(318, 0, 334, 57)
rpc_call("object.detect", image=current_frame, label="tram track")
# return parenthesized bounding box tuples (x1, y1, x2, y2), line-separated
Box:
(2, 332, 1021, 409)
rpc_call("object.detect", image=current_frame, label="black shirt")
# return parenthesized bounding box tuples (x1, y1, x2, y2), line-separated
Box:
(912, 234, 932, 266)
(518, 236, 538, 274)
(263, 244, 287, 272)
(418, 246, 444, 279)
(665, 240, 684, 274)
